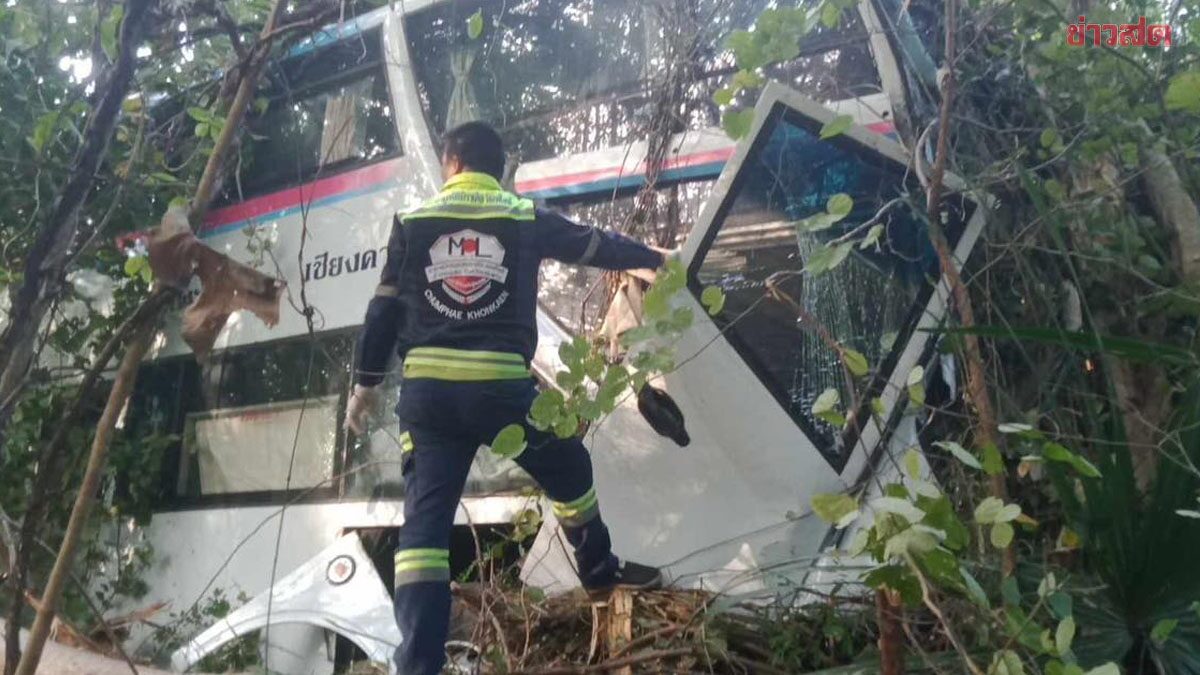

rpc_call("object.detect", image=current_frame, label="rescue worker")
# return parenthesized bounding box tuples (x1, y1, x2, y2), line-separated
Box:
(345, 121, 665, 675)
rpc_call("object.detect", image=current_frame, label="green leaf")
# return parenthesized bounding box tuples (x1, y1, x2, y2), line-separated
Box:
(826, 193, 853, 217)
(722, 109, 755, 140)
(529, 389, 565, 428)
(700, 286, 726, 316)
(981, 442, 1004, 475)
(467, 9, 485, 39)
(123, 256, 147, 279)
(731, 69, 764, 90)
(842, 348, 869, 377)
(998, 422, 1033, 434)
(812, 387, 845, 426)
(1166, 71, 1200, 113)
(933, 440, 981, 470)
(884, 527, 938, 558)
(871, 497, 925, 523)
(1001, 577, 1021, 607)
(903, 366, 926, 407)
(991, 522, 1015, 549)
(903, 448, 921, 479)
(187, 106, 212, 123)
(713, 87, 734, 106)
(1056, 616, 1076, 655)
(920, 496, 969, 550)
(490, 424, 526, 459)
(811, 493, 859, 528)
(974, 497, 1005, 524)
(847, 529, 870, 556)
(194, 122, 209, 139)
(995, 503, 1022, 522)
(100, 5, 124, 62)
(916, 547, 963, 589)
(1068, 453, 1102, 478)
(806, 242, 853, 276)
(1083, 664, 1120, 675)
(990, 649, 1025, 675)
(30, 111, 61, 153)
(552, 412, 579, 439)
(860, 224, 885, 249)
(1038, 572, 1058, 598)
(619, 325, 657, 347)
(820, 1, 841, 28)
(1040, 128, 1060, 149)
(961, 568, 990, 608)
(558, 336, 590, 367)
(864, 565, 921, 606)
(906, 365, 924, 388)
(1046, 592, 1072, 620)
(798, 212, 843, 232)
(725, 30, 767, 70)
(1151, 618, 1179, 644)
(819, 114, 853, 139)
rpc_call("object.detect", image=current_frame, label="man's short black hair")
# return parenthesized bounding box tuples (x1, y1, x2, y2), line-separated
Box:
(442, 121, 505, 180)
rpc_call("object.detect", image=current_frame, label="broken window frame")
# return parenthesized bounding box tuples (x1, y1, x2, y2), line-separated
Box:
(685, 83, 985, 475)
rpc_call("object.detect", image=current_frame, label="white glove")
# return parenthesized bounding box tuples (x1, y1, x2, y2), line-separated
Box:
(344, 384, 380, 436)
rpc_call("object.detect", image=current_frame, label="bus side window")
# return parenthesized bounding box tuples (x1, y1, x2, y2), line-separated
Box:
(221, 28, 401, 203)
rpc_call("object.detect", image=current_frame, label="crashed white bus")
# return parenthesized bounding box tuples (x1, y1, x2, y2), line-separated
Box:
(110, 1, 982, 671)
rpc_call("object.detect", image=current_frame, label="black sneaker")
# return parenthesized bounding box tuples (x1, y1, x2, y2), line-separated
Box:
(586, 561, 663, 600)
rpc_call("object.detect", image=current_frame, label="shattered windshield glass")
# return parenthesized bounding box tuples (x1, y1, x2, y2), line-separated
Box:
(691, 106, 973, 469)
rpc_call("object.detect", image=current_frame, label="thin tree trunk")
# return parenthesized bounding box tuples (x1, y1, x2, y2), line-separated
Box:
(1, 4, 157, 670)
(876, 589, 905, 675)
(923, 0, 1014, 576)
(1140, 130, 1200, 284)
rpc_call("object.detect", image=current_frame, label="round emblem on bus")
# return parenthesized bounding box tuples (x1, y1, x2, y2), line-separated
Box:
(326, 555, 356, 585)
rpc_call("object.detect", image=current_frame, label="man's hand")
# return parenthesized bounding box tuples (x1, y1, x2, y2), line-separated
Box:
(627, 247, 679, 284)
(344, 384, 381, 435)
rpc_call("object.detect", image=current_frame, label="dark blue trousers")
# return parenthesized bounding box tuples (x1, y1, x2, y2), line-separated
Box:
(392, 378, 618, 675)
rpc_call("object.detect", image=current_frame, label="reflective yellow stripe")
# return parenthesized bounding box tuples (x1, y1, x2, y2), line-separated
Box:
(404, 206, 535, 221)
(395, 559, 450, 573)
(553, 488, 598, 516)
(395, 548, 448, 562)
(401, 182, 535, 222)
(408, 346, 525, 365)
(404, 357, 528, 374)
(403, 363, 531, 382)
(443, 172, 502, 192)
(403, 349, 530, 382)
(399, 432, 414, 454)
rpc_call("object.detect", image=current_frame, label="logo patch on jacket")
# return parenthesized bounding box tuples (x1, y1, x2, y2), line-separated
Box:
(425, 230, 510, 314)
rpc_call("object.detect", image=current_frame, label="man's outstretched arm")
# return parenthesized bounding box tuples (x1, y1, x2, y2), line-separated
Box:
(535, 208, 666, 270)
(347, 217, 406, 433)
